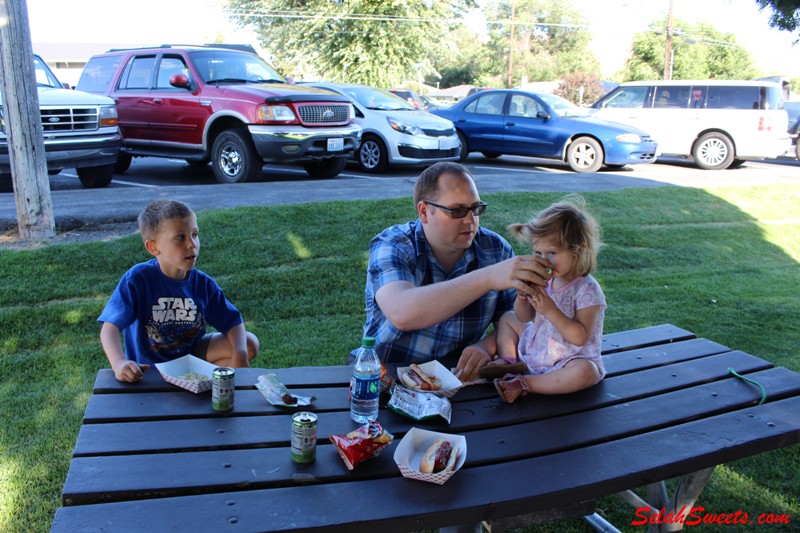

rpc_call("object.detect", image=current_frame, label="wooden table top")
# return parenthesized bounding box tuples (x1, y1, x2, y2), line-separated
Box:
(50, 324, 800, 532)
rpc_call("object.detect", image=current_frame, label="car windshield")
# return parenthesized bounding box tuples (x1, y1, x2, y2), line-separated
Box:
(190, 50, 285, 84)
(341, 86, 415, 111)
(33, 55, 62, 88)
(537, 93, 589, 117)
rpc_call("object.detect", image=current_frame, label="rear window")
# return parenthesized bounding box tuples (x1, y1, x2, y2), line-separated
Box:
(77, 56, 122, 93)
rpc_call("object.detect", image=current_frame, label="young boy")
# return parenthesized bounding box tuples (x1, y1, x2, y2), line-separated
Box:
(99, 199, 259, 383)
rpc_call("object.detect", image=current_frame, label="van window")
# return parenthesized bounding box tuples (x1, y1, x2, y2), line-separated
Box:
(601, 86, 648, 108)
(77, 56, 122, 93)
(706, 86, 761, 110)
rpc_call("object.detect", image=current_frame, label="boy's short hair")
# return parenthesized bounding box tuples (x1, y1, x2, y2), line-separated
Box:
(414, 162, 474, 206)
(138, 199, 195, 242)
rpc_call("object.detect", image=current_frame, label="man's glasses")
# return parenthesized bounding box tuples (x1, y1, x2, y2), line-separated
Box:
(425, 200, 487, 219)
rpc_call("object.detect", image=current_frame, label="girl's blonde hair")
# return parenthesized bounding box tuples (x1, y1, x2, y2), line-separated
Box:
(509, 195, 602, 277)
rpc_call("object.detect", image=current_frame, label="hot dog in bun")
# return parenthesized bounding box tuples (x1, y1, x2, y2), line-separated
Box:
(400, 363, 442, 391)
(419, 438, 459, 474)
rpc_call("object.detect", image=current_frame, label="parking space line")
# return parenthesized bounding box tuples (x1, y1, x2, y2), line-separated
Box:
(113, 180, 160, 188)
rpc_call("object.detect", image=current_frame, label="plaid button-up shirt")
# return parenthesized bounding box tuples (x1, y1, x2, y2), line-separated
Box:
(357, 220, 516, 364)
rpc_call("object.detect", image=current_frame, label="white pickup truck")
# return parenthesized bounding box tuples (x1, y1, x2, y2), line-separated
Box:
(0, 54, 122, 192)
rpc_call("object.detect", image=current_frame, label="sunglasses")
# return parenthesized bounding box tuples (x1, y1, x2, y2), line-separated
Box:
(425, 200, 487, 219)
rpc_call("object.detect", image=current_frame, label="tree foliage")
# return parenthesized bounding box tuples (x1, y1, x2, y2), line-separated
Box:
(224, 0, 475, 88)
(756, 0, 800, 33)
(481, 0, 600, 87)
(624, 18, 759, 81)
(554, 72, 606, 106)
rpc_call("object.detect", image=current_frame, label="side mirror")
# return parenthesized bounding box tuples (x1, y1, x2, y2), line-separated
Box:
(536, 111, 551, 120)
(170, 73, 191, 89)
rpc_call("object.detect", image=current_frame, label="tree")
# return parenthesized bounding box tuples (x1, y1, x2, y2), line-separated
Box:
(756, 0, 800, 33)
(623, 18, 759, 81)
(480, 0, 601, 87)
(554, 72, 605, 106)
(224, 0, 475, 88)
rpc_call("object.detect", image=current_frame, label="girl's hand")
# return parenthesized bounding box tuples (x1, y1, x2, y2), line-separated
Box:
(528, 286, 556, 316)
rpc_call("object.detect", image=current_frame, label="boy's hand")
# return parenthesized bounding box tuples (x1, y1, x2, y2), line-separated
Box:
(113, 360, 150, 383)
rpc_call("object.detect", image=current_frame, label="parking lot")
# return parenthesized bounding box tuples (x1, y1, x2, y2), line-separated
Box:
(2, 154, 800, 233)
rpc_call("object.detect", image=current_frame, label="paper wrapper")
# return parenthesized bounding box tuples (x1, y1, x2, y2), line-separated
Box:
(396, 360, 463, 398)
(388, 385, 452, 423)
(393, 427, 467, 485)
(155, 355, 216, 393)
(255, 373, 315, 407)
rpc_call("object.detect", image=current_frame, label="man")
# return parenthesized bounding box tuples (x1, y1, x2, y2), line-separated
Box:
(355, 161, 551, 381)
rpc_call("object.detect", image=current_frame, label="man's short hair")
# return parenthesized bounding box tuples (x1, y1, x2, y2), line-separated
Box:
(414, 162, 474, 206)
(138, 199, 195, 242)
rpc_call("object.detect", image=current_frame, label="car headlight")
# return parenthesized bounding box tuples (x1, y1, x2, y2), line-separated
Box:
(387, 117, 423, 136)
(99, 105, 118, 127)
(616, 133, 642, 143)
(257, 104, 298, 123)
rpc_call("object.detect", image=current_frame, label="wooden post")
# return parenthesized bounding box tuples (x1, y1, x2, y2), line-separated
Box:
(0, 0, 56, 240)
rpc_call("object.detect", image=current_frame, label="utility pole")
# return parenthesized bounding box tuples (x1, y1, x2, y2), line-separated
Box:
(0, 0, 56, 240)
(507, 0, 515, 89)
(663, 0, 675, 80)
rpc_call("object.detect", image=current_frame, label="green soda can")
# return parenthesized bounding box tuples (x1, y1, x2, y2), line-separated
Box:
(291, 411, 318, 463)
(212, 367, 235, 411)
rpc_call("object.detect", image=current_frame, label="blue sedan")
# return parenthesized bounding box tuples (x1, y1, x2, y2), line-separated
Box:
(431, 89, 658, 172)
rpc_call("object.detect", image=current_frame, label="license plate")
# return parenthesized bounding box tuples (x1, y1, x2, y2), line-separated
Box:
(439, 138, 457, 150)
(327, 138, 344, 152)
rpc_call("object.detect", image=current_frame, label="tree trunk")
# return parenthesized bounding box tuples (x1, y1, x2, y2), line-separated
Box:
(0, 0, 56, 240)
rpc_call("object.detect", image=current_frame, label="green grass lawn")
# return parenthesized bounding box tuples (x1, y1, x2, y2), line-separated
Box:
(1, 184, 798, 532)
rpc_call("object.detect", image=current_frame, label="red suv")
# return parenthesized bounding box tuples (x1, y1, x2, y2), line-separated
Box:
(77, 45, 361, 183)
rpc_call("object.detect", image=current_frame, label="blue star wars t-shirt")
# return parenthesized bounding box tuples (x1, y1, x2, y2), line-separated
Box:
(98, 258, 243, 365)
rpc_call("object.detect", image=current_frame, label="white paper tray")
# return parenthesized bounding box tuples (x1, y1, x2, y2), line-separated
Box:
(155, 354, 217, 393)
(393, 427, 467, 485)
(396, 360, 463, 398)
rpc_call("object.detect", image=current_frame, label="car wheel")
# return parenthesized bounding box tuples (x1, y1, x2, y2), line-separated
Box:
(304, 156, 348, 179)
(457, 131, 469, 162)
(693, 132, 734, 170)
(0, 173, 12, 193)
(357, 135, 389, 173)
(212, 129, 262, 184)
(567, 136, 603, 173)
(77, 164, 114, 188)
(481, 152, 501, 159)
(114, 153, 132, 174)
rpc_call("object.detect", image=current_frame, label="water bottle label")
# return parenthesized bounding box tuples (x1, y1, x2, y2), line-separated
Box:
(352, 377, 380, 401)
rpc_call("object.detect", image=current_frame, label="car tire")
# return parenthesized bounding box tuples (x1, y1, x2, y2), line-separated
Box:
(304, 156, 348, 179)
(77, 164, 114, 188)
(48, 169, 62, 176)
(728, 159, 746, 169)
(457, 131, 469, 162)
(114, 153, 132, 174)
(212, 129, 262, 184)
(693, 132, 734, 170)
(567, 136, 603, 173)
(481, 152, 501, 159)
(357, 135, 389, 173)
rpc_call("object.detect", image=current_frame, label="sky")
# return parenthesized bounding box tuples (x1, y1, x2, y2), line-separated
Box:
(22, 0, 800, 80)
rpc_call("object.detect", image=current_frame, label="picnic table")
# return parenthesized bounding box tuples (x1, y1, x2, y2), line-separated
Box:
(51, 324, 800, 532)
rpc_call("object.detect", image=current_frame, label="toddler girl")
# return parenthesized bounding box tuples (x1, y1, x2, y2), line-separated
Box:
(492, 195, 606, 403)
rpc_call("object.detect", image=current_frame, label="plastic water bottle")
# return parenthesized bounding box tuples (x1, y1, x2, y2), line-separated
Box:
(350, 336, 380, 423)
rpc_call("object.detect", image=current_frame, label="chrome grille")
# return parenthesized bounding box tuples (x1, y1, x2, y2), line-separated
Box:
(297, 104, 351, 125)
(41, 107, 100, 132)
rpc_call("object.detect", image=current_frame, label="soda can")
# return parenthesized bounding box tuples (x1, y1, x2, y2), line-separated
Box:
(291, 411, 318, 463)
(212, 367, 235, 411)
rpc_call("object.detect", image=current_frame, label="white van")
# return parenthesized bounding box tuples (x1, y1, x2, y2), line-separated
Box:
(590, 80, 790, 170)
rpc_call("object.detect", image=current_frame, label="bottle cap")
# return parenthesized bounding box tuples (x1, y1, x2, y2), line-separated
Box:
(361, 336, 375, 347)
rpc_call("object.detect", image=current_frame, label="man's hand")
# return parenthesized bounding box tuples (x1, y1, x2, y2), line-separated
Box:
(490, 255, 552, 293)
(112, 360, 149, 383)
(456, 343, 493, 382)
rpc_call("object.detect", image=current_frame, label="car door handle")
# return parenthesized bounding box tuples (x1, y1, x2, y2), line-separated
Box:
(506, 122, 516, 126)
(152, 98, 163, 105)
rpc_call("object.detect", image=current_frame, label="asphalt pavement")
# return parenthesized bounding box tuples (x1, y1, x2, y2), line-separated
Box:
(2, 156, 798, 232)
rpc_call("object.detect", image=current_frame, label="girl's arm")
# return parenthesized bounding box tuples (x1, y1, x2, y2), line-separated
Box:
(513, 290, 535, 323)
(532, 286, 600, 346)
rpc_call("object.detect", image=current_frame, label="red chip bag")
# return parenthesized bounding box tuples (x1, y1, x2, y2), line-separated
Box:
(330, 420, 394, 470)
